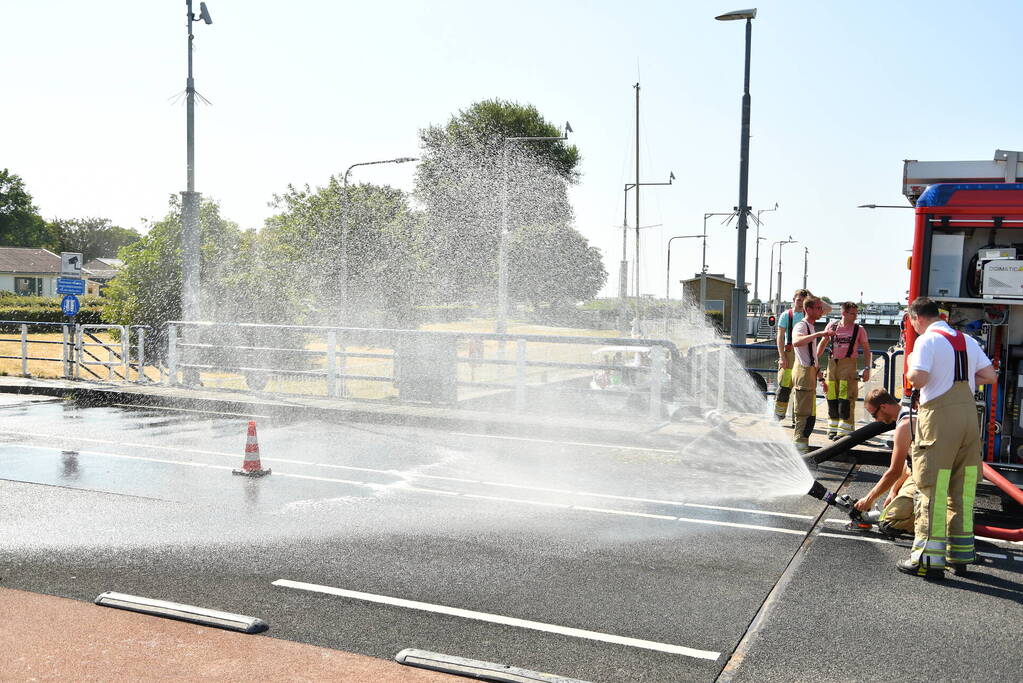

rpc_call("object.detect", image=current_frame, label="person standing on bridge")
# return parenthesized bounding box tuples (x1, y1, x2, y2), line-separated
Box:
(774, 288, 811, 421)
(902, 297, 997, 579)
(790, 296, 835, 454)
(818, 302, 872, 440)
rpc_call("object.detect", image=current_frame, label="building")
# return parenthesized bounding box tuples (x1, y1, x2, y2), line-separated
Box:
(680, 273, 747, 332)
(83, 258, 123, 293)
(0, 247, 99, 297)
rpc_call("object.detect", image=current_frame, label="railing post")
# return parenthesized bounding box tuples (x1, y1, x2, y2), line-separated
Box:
(338, 338, 347, 398)
(515, 339, 527, 411)
(74, 326, 82, 380)
(121, 326, 130, 381)
(326, 330, 337, 398)
(649, 346, 664, 420)
(718, 345, 727, 411)
(20, 324, 28, 376)
(62, 324, 71, 379)
(166, 325, 178, 386)
(136, 328, 146, 383)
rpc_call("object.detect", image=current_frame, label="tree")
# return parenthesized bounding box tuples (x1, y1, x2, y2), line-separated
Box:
(263, 178, 425, 327)
(103, 196, 254, 334)
(415, 99, 582, 305)
(0, 169, 53, 248)
(507, 223, 607, 308)
(49, 217, 141, 262)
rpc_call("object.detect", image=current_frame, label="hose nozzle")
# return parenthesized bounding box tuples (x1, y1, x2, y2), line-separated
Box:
(806, 480, 863, 521)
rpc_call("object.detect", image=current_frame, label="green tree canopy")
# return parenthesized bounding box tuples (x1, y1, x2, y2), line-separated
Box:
(49, 217, 141, 262)
(507, 223, 607, 307)
(0, 169, 53, 248)
(415, 99, 583, 305)
(264, 178, 425, 327)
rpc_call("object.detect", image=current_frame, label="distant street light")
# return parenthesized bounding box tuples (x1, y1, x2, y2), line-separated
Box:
(771, 237, 797, 314)
(498, 122, 572, 335)
(754, 202, 778, 302)
(665, 234, 702, 333)
(700, 211, 737, 310)
(338, 157, 418, 323)
(181, 0, 213, 326)
(716, 6, 758, 344)
(803, 246, 809, 290)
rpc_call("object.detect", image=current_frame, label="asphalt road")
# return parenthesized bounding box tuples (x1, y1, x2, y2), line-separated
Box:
(4, 394, 1022, 682)
(0, 394, 843, 682)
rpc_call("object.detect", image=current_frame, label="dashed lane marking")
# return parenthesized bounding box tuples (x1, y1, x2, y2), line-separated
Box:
(272, 579, 721, 661)
(0, 430, 813, 522)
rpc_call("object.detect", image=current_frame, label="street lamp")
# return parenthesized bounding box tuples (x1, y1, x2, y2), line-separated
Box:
(700, 211, 737, 310)
(621, 173, 675, 332)
(665, 234, 702, 333)
(802, 246, 809, 290)
(181, 0, 212, 326)
(771, 237, 796, 314)
(754, 202, 778, 303)
(338, 157, 418, 323)
(497, 122, 572, 335)
(716, 7, 757, 344)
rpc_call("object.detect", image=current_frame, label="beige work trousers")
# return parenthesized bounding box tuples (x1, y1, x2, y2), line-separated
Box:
(880, 475, 916, 532)
(791, 360, 818, 446)
(909, 382, 982, 571)
(774, 348, 794, 419)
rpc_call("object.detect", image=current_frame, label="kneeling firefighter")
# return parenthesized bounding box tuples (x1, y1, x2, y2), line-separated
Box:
(790, 296, 835, 454)
(819, 302, 872, 440)
(852, 389, 915, 536)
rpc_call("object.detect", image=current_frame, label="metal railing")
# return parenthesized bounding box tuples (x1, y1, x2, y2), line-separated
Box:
(166, 321, 683, 419)
(0, 321, 155, 383)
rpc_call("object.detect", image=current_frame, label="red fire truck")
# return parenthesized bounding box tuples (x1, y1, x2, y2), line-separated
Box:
(902, 150, 1023, 537)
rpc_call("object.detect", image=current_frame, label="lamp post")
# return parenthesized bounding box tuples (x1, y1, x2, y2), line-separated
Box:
(716, 7, 757, 344)
(181, 0, 212, 327)
(803, 246, 809, 290)
(665, 234, 702, 333)
(498, 122, 572, 335)
(622, 173, 675, 332)
(700, 211, 736, 311)
(754, 202, 778, 304)
(772, 237, 796, 313)
(338, 157, 418, 323)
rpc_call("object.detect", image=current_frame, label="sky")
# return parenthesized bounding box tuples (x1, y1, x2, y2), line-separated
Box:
(5, 1, 1023, 304)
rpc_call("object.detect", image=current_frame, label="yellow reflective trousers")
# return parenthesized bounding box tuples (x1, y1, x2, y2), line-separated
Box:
(909, 382, 982, 572)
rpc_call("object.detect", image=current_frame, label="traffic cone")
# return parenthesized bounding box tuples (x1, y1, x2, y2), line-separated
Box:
(233, 420, 271, 477)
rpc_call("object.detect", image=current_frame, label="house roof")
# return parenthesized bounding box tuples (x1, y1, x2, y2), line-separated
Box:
(681, 273, 740, 286)
(83, 258, 123, 279)
(0, 248, 62, 274)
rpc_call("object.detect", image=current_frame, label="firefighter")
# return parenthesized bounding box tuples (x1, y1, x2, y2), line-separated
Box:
(901, 297, 997, 579)
(774, 288, 811, 421)
(855, 389, 914, 535)
(817, 302, 872, 439)
(790, 296, 835, 453)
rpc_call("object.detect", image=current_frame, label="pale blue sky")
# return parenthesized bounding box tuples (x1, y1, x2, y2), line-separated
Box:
(5, 1, 1022, 302)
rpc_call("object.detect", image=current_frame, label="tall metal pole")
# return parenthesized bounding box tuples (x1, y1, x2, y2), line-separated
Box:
(730, 17, 754, 345)
(775, 242, 785, 314)
(753, 203, 777, 303)
(181, 0, 201, 325)
(767, 242, 775, 309)
(803, 247, 809, 290)
(634, 83, 641, 304)
(497, 142, 510, 335)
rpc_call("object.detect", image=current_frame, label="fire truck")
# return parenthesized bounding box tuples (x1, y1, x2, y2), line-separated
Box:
(902, 150, 1023, 535)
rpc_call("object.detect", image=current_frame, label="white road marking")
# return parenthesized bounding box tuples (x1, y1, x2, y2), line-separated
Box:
(111, 403, 271, 419)
(978, 551, 1008, 560)
(0, 429, 813, 524)
(272, 579, 721, 661)
(447, 431, 679, 454)
(818, 532, 892, 545)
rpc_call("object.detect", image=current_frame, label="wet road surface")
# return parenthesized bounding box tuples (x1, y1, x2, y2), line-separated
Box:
(7, 394, 1019, 682)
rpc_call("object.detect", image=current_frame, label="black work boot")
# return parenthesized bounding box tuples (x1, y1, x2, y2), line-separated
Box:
(896, 558, 944, 580)
(949, 562, 971, 577)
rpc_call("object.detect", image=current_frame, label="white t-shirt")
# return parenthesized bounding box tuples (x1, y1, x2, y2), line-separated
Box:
(793, 318, 818, 367)
(909, 320, 992, 404)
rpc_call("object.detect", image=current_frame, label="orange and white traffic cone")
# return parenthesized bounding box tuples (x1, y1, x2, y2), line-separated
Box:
(233, 420, 271, 477)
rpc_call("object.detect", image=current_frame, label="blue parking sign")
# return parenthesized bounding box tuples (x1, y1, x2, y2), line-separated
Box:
(61, 294, 80, 317)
